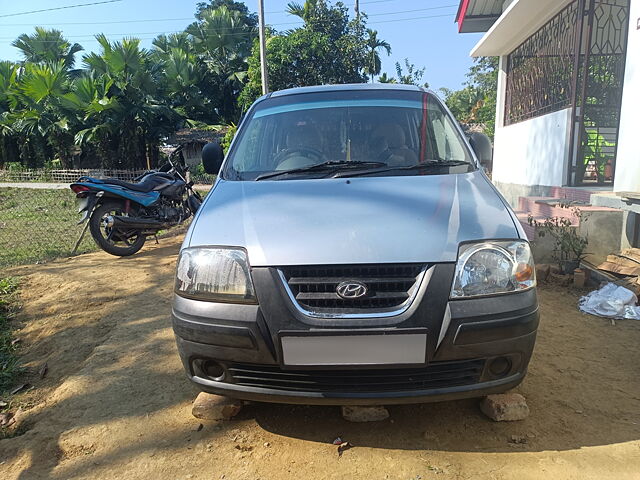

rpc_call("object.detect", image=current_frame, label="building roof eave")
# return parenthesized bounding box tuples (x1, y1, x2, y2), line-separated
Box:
(469, 0, 573, 57)
(455, 0, 503, 33)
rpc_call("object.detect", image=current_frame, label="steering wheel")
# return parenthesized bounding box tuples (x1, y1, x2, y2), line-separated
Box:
(376, 148, 395, 164)
(273, 147, 325, 170)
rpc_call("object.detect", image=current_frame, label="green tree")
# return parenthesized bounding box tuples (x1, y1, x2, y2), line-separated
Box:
(184, 5, 256, 123)
(365, 29, 391, 83)
(0, 61, 20, 166)
(377, 58, 428, 87)
(78, 35, 181, 168)
(12, 27, 83, 70)
(4, 28, 86, 167)
(152, 33, 210, 123)
(240, 0, 369, 108)
(3, 62, 76, 167)
(152, 32, 194, 56)
(394, 58, 428, 87)
(441, 57, 498, 137)
(2, 1, 397, 169)
(196, 0, 258, 26)
(377, 72, 396, 84)
(151, 3, 258, 126)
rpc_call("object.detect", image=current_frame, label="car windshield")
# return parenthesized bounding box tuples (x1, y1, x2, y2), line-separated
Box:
(222, 89, 475, 181)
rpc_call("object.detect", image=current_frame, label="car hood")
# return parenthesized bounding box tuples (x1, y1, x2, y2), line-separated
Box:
(186, 171, 520, 266)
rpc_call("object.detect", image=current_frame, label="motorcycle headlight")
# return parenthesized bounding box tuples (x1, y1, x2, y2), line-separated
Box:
(451, 241, 536, 298)
(175, 247, 257, 303)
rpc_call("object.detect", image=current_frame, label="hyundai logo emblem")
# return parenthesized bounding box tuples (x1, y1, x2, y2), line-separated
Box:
(336, 281, 368, 299)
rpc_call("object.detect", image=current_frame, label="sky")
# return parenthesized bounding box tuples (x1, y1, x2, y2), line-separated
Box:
(0, 0, 483, 92)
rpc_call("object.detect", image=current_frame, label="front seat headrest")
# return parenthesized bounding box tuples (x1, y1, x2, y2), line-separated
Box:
(372, 124, 406, 149)
(286, 125, 322, 150)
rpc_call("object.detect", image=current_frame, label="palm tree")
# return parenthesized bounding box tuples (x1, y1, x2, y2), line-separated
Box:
(153, 44, 208, 122)
(286, 1, 313, 21)
(62, 73, 122, 164)
(12, 27, 83, 71)
(6, 62, 77, 167)
(185, 6, 256, 122)
(0, 61, 20, 166)
(152, 32, 194, 56)
(186, 6, 255, 81)
(80, 35, 181, 168)
(377, 72, 396, 84)
(0, 61, 18, 119)
(366, 29, 391, 83)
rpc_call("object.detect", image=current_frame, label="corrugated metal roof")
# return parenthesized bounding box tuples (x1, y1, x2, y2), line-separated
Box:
(456, 0, 504, 33)
(167, 128, 224, 145)
(466, 0, 504, 17)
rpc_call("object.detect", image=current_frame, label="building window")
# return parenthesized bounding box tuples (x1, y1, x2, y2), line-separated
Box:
(504, 1, 581, 125)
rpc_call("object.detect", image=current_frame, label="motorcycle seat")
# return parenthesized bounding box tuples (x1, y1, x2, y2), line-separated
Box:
(81, 174, 173, 193)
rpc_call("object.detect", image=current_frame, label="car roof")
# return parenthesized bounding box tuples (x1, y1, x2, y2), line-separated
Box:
(266, 83, 432, 99)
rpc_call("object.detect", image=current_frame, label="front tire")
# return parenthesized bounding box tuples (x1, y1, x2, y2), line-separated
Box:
(89, 202, 146, 256)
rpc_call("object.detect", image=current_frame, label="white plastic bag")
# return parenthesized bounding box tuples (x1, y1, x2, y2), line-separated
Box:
(578, 282, 640, 320)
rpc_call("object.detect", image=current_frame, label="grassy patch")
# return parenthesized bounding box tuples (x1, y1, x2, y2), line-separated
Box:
(0, 277, 22, 394)
(0, 188, 97, 267)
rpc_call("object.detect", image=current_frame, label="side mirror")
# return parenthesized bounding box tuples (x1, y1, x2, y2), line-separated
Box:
(201, 142, 224, 174)
(469, 132, 493, 170)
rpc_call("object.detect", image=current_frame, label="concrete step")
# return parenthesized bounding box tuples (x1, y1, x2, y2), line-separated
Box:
(517, 196, 617, 221)
(517, 197, 577, 222)
(545, 186, 597, 203)
(515, 211, 578, 227)
(511, 188, 623, 265)
(514, 212, 540, 241)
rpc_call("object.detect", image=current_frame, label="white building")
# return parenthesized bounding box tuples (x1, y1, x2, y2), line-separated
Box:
(456, 0, 638, 203)
(456, 0, 640, 258)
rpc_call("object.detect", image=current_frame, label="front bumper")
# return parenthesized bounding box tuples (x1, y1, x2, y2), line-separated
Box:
(172, 264, 539, 405)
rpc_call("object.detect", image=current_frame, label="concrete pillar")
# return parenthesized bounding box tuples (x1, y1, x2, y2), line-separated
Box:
(613, 0, 640, 193)
(495, 55, 508, 131)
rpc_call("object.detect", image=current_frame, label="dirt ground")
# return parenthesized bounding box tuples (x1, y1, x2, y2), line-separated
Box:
(1, 238, 640, 480)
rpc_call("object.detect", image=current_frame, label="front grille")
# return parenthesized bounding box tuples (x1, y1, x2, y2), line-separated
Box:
(280, 264, 426, 315)
(226, 359, 485, 393)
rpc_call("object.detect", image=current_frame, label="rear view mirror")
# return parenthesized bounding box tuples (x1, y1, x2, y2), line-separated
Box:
(201, 142, 224, 174)
(469, 132, 493, 170)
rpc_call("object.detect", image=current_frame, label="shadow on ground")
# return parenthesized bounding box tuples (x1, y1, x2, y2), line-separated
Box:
(1, 241, 639, 479)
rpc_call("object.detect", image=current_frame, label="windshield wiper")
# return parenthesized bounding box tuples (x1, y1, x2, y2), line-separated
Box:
(332, 160, 472, 178)
(254, 160, 388, 181)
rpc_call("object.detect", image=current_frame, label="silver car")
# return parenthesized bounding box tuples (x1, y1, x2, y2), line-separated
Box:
(171, 84, 538, 405)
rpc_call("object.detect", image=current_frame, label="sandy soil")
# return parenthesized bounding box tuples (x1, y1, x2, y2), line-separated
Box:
(1, 238, 639, 480)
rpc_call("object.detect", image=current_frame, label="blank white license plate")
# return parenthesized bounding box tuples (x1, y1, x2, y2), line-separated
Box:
(281, 333, 427, 366)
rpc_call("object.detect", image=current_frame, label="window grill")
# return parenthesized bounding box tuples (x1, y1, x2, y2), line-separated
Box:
(504, 1, 581, 126)
(574, 0, 630, 185)
(504, 0, 630, 186)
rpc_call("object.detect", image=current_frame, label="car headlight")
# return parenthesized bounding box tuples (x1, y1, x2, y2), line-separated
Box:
(175, 247, 257, 303)
(451, 241, 535, 298)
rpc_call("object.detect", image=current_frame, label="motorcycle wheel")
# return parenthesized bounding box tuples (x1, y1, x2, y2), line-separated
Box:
(89, 202, 146, 256)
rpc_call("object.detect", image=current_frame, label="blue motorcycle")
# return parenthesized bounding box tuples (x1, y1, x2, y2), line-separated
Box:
(70, 155, 202, 256)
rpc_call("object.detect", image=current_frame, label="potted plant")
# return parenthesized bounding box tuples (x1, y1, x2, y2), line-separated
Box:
(528, 207, 589, 274)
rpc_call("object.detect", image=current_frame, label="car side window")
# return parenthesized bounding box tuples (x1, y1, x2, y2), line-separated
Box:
(430, 108, 467, 162)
